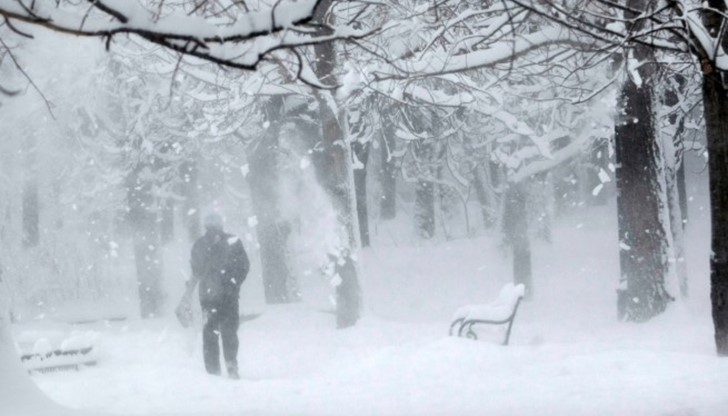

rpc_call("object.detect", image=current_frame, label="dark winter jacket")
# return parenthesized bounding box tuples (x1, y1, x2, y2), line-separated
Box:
(191, 229, 249, 305)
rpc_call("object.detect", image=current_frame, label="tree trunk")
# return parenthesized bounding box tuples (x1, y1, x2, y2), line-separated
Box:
(160, 200, 174, 244)
(590, 139, 611, 206)
(665, 162, 688, 299)
(313, 88, 361, 326)
(414, 140, 436, 239)
(696, 0, 728, 355)
(657, 66, 690, 299)
(662, 78, 689, 299)
(702, 67, 728, 355)
(22, 135, 38, 248)
(21, 179, 39, 248)
(133, 232, 162, 318)
(503, 183, 532, 299)
(532, 173, 554, 243)
(677, 162, 688, 230)
(614, 60, 672, 322)
(379, 114, 398, 220)
(415, 179, 436, 239)
(312, 1, 361, 327)
(127, 167, 163, 318)
(473, 164, 498, 229)
(352, 140, 371, 247)
(180, 161, 201, 242)
(662, 71, 689, 231)
(248, 97, 297, 304)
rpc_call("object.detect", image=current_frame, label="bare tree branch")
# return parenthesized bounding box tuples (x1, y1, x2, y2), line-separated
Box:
(0, 36, 54, 116)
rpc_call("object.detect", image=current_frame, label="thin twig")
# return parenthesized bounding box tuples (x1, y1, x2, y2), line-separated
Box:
(4, 16, 33, 38)
(0, 37, 55, 118)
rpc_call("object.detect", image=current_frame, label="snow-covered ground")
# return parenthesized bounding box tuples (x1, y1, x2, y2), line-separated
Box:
(12, 190, 727, 416)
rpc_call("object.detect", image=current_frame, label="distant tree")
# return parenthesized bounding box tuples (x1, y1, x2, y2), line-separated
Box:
(412, 138, 438, 239)
(179, 161, 201, 242)
(502, 182, 532, 298)
(248, 95, 298, 304)
(21, 151, 38, 248)
(126, 164, 163, 318)
(378, 110, 400, 221)
(342, 91, 378, 247)
(349, 103, 375, 248)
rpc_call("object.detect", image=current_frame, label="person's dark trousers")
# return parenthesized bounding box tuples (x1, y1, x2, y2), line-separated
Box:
(201, 297, 240, 377)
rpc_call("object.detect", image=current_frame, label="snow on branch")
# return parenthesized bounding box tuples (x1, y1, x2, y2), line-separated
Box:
(0, 0, 375, 70)
(375, 26, 586, 79)
(676, 1, 728, 71)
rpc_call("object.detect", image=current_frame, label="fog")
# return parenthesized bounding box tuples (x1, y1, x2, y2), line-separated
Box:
(1, 13, 728, 416)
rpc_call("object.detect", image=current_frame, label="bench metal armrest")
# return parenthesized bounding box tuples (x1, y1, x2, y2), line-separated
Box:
(454, 296, 523, 345)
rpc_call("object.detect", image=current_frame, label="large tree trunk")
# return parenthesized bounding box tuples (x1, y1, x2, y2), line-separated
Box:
(702, 68, 728, 355)
(127, 166, 163, 318)
(312, 0, 361, 328)
(503, 183, 532, 299)
(698, 0, 728, 355)
(248, 97, 296, 304)
(614, 55, 672, 322)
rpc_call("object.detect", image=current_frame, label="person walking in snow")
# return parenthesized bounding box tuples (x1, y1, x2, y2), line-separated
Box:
(187, 213, 249, 379)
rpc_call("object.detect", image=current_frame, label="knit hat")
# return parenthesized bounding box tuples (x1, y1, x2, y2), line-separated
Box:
(203, 213, 223, 230)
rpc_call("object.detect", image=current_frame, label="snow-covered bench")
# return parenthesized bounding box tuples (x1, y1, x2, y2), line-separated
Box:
(15, 329, 96, 373)
(449, 283, 525, 345)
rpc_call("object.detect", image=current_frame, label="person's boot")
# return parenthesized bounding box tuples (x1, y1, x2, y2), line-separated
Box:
(227, 363, 239, 380)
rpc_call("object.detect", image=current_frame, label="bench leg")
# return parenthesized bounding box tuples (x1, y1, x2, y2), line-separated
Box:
(503, 318, 515, 345)
(449, 318, 464, 336)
